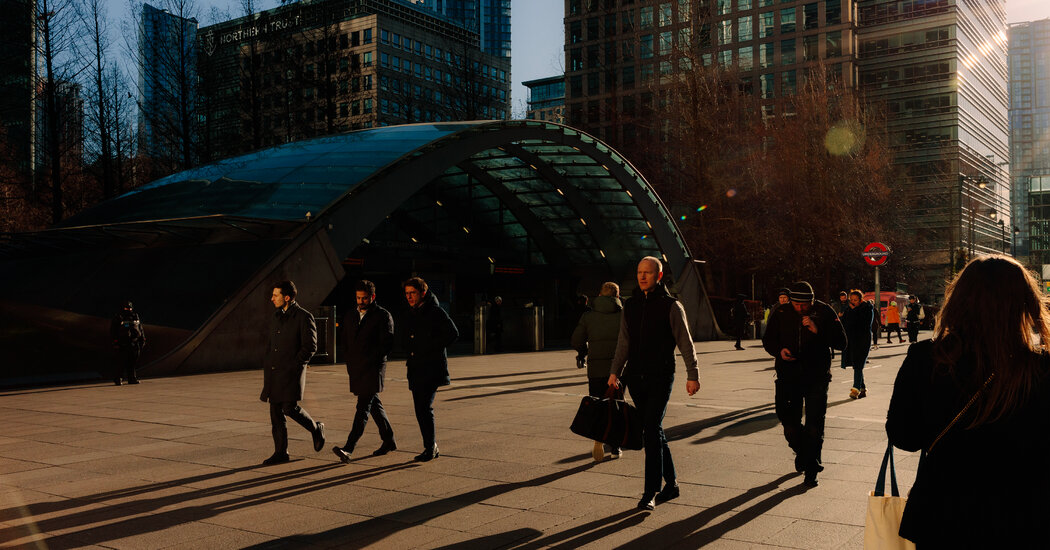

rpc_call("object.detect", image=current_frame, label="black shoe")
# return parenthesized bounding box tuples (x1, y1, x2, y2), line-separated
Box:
(262, 452, 290, 465)
(128, 379, 140, 385)
(803, 471, 818, 487)
(113, 379, 122, 386)
(312, 422, 326, 452)
(794, 454, 805, 473)
(414, 445, 439, 462)
(734, 345, 744, 350)
(637, 493, 656, 510)
(332, 446, 352, 463)
(655, 482, 680, 504)
(372, 441, 397, 456)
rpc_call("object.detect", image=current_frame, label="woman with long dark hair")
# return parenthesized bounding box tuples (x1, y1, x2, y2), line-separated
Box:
(887, 255, 1050, 546)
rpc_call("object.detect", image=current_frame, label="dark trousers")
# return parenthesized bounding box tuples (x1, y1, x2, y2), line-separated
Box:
(269, 400, 317, 454)
(734, 324, 746, 348)
(115, 347, 140, 382)
(885, 323, 902, 343)
(907, 323, 919, 343)
(628, 373, 676, 495)
(774, 372, 830, 471)
(344, 393, 394, 450)
(412, 386, 438, 450)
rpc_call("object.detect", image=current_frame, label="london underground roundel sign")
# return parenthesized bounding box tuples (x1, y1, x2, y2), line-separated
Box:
(863, 242, 890, 266)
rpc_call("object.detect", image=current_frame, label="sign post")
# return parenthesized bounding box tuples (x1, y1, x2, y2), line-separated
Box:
(863, 242, 891, 318)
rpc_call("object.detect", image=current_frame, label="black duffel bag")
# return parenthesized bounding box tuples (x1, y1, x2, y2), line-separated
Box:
(570, 388, 644, 450)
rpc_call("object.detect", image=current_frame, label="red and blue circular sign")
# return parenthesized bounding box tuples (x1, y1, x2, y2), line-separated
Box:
(863, 242, 890, 266)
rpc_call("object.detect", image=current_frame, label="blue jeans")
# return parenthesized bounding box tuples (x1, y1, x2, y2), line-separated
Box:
(853, 365, 866, 390)
(628, 373, 676, 495)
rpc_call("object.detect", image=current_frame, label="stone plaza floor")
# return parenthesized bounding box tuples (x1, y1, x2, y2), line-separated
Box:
(0, 335, 924, 549)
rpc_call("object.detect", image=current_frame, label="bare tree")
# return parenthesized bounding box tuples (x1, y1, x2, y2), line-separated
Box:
(78, 0, 118, 199)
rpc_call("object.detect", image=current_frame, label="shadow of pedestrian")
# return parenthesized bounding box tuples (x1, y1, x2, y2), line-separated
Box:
(618, 472, 809, 548)
(664, 398, 855, 447)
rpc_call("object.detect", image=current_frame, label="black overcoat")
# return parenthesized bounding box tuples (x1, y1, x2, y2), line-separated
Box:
(402, 291, 458, 391)
(261, 301, 317, 403)
(341, 303, 394, 396)
(761, 300, 846, 377)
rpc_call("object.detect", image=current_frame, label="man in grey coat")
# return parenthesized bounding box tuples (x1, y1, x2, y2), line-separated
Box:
(333, 280, 396, 463)
(571, 281, 624, 462)
(260, 280, 326, 465)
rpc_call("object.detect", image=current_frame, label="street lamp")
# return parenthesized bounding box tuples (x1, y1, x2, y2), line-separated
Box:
(997, 218, 1007, 254)
(1013, 226, 1021, 257)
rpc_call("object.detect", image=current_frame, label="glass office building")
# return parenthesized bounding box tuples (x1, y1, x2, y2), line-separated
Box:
(418, 0, 511, 58)
(138, 3, 199, 165)
(1009, 19, 1050, 266)
(523, 75, 566, 123)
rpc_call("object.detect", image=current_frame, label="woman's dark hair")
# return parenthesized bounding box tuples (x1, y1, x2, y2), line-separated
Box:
(934, 254, 1050, 427)
(403, 277, 428, 295)
(273, 280, 297, 299)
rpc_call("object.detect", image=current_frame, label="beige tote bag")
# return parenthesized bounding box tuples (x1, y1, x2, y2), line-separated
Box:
(864, 444, 915, 550)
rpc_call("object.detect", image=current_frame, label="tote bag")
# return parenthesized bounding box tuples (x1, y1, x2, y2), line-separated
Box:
(864, 444, 915, 550)
(569, 390, 644, 450)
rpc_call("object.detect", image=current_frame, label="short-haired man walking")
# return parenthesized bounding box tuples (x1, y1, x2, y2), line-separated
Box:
(608, 257, 700, 510)
(260, 280, 326, 465)
(905, 295, 923, 343)
(333, 280, 397, 463)
(761, 281, 846, 486)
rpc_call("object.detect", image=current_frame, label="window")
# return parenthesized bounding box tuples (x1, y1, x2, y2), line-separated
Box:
(803, 34, 818, 60)
(622, 9, 635, 32)
(339, 102, 349, 117)
(641, 63, 654, 81)
(381, 53, 390, 67)
(782, 69, 797, 95)
(588, 72, 600, 93)
(622, 38, 635, 60)
(678, 0, 691, 21)
(363, 75, 372, 90)
(641, 34, 654, 58)
(605, 14, 617, 36)
(363, 29, 372, 44)
(739, 45, 754, 70)
(781, 38, 796, 64)
(826, 30, 842, 57)
(659, 31, 672, 55)
(738, 16, 753, 41)
(363, 52, 373, 67)
(570, 75, 583, 97)
(339, 34, 349, 49)
(381, 30, 389, 43)
(623, 65, 636, 88)
(718, 50, 733, 66)
(588, 17, 600, 40)
(760, 73, 775, 98)
(571, 49, 583, 71)
(659, 3, 672, 26)
(803, 3, 818, 30)
(717, 0, 731, 14)
(718, 20, 733, 45)
(780, 8, 796, 33)
(392, 33, 400, 48)
(759, 41, 774, 67)
(364, 98, 372, 114)
(640, 6, 653, 28)
(825, 0, 841, 24)
(760, 11, 775, 37)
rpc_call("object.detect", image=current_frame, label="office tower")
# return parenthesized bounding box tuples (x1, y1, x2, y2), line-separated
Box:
(418, 0, 511, 58)
(523, 75, 566, 123)
(0, 0, 36, 183)
(1008, 18, 1050, 266)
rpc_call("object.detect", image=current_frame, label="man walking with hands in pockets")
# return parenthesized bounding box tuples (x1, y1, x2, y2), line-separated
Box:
(608, 256, 699, 511)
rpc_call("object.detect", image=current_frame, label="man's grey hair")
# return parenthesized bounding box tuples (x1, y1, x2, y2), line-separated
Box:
(599, 282, 620, 297)
(639, 256, 663, 273)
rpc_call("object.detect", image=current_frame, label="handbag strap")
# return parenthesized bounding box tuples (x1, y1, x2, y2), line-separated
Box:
(928, 372, 995, 453)
(874, 443, 900, 497)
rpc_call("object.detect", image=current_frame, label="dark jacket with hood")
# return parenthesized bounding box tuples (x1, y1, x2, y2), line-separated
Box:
(841, 300, 874, 366)
(402, 291, 459, 391)
(342, 302, 394, 396)
(761, 300, 846, 377)
(261, 301, 317, 403)
(571, 294, 623, 378)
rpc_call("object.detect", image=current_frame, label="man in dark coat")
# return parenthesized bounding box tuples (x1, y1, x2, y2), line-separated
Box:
(402, 277, 458, 462)
(571, 281, 624, 462)
(110, 300, 145, 385)
(260, 280, 326, 465)
(841, 289, 874, 399)
(608, 257, 700, 511)
(761, 281, 846, 487)
(332, 280, 396, 463)
(730, 294, 749, 350)
(905, 295, 923, 343)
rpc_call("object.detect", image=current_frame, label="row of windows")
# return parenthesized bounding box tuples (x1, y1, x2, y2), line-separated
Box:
(378, 75, 506, 104)
(378, 100, 506, 122)
(859, 61, 953, 90)
(258, 75, 374, 109)
(378, 29, 508, 82)
(258, 100, 373, 130)
(857, 0, 948, 26)
(858, 26, 950, 58)
(379, 53, 508, 90)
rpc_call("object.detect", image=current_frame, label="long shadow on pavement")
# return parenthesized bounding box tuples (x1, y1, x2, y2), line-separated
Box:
(619, 472, 810, 548)
(665, 399, 854, 446)
(454, 370, 564, 382)
(444, 380, 586, 402)
(447, 373, 583, 392)
(241, 461, 601, 549)
(1, 461, 416, 548)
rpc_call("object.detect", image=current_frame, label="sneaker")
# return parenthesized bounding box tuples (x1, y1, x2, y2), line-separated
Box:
(312, 422, 326, 452)
(262, 452, 290, 465)
(332, 446, 352, 463)
(858, 388, 867, 398)
(637, 493, 656, 510)
(849, 387, 860, 399)
(592, 440, 605, 462)
(655, 482, 680, 504)
(414, 445, 439, 462)
(609, 447, 622, 459)
(372, 441, 397, 456)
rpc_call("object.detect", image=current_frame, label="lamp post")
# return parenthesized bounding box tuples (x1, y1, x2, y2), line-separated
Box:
(997, 218, 1006, 254)
(1013, 226, 1020, 257)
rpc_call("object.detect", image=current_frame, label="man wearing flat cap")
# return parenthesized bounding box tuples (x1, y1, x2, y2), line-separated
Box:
(761, 281, 846, 487)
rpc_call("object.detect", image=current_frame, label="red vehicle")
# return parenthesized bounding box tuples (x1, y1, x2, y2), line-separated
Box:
(862, 291, 908, 324)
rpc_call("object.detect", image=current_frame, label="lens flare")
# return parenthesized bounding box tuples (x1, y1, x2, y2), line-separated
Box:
(726, 189, 737, 198)
(825, 120, 866, 156)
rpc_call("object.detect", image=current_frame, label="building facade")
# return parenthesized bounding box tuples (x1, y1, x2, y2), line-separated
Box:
(523, 75, 565, 123)
(0, 0, 36, 183)
(1008, 19, 1050, 266)
(417, 0, 512, 58)
(857, 0, 1010, 279)
(138, 3, 199, 170)
(197, 0, 510, 162)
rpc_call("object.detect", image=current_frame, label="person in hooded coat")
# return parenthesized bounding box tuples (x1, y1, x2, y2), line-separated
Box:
(572, 281, 625, 462)
(841, 289, 874, 399)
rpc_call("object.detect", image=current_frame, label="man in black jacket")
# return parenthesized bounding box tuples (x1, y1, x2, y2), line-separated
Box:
(110, 300, 145, 385)
(333, 280, 396, 463)
(608, 257, 699, 510)
(402, 277, 458, 462)
(260, 280, 326, 465)
(762, 281, 846, 486)
(905, 295, 923, 343)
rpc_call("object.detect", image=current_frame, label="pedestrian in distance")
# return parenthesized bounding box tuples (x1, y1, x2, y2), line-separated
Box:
(870, 299, 881, 351)
(833, 290, 849, 319)
(486, 296, 503, 353)
(887, 255, 1050, 547)
(841, 290, 874, 399)
(608, 256, 700, 511)
(776, 288, 791, 306)
(260, 280, 326, 465)
(905, 295, 924, 343)
(571, 281, 624, 462)
(402, 277, 459, 462)
(332, 280, 397, 463)
(884, 301, 904, 344)
(730, 294, 749, 350)
(110, 300, 145, 385)
(761, 281, 846, 487)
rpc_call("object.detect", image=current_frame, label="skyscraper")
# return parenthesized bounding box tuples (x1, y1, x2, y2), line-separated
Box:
(138, 3, 198, 172)
(0, 0, 36, 183)
(418, 0, 511, 58)
(1008, 18, 1050, 266)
